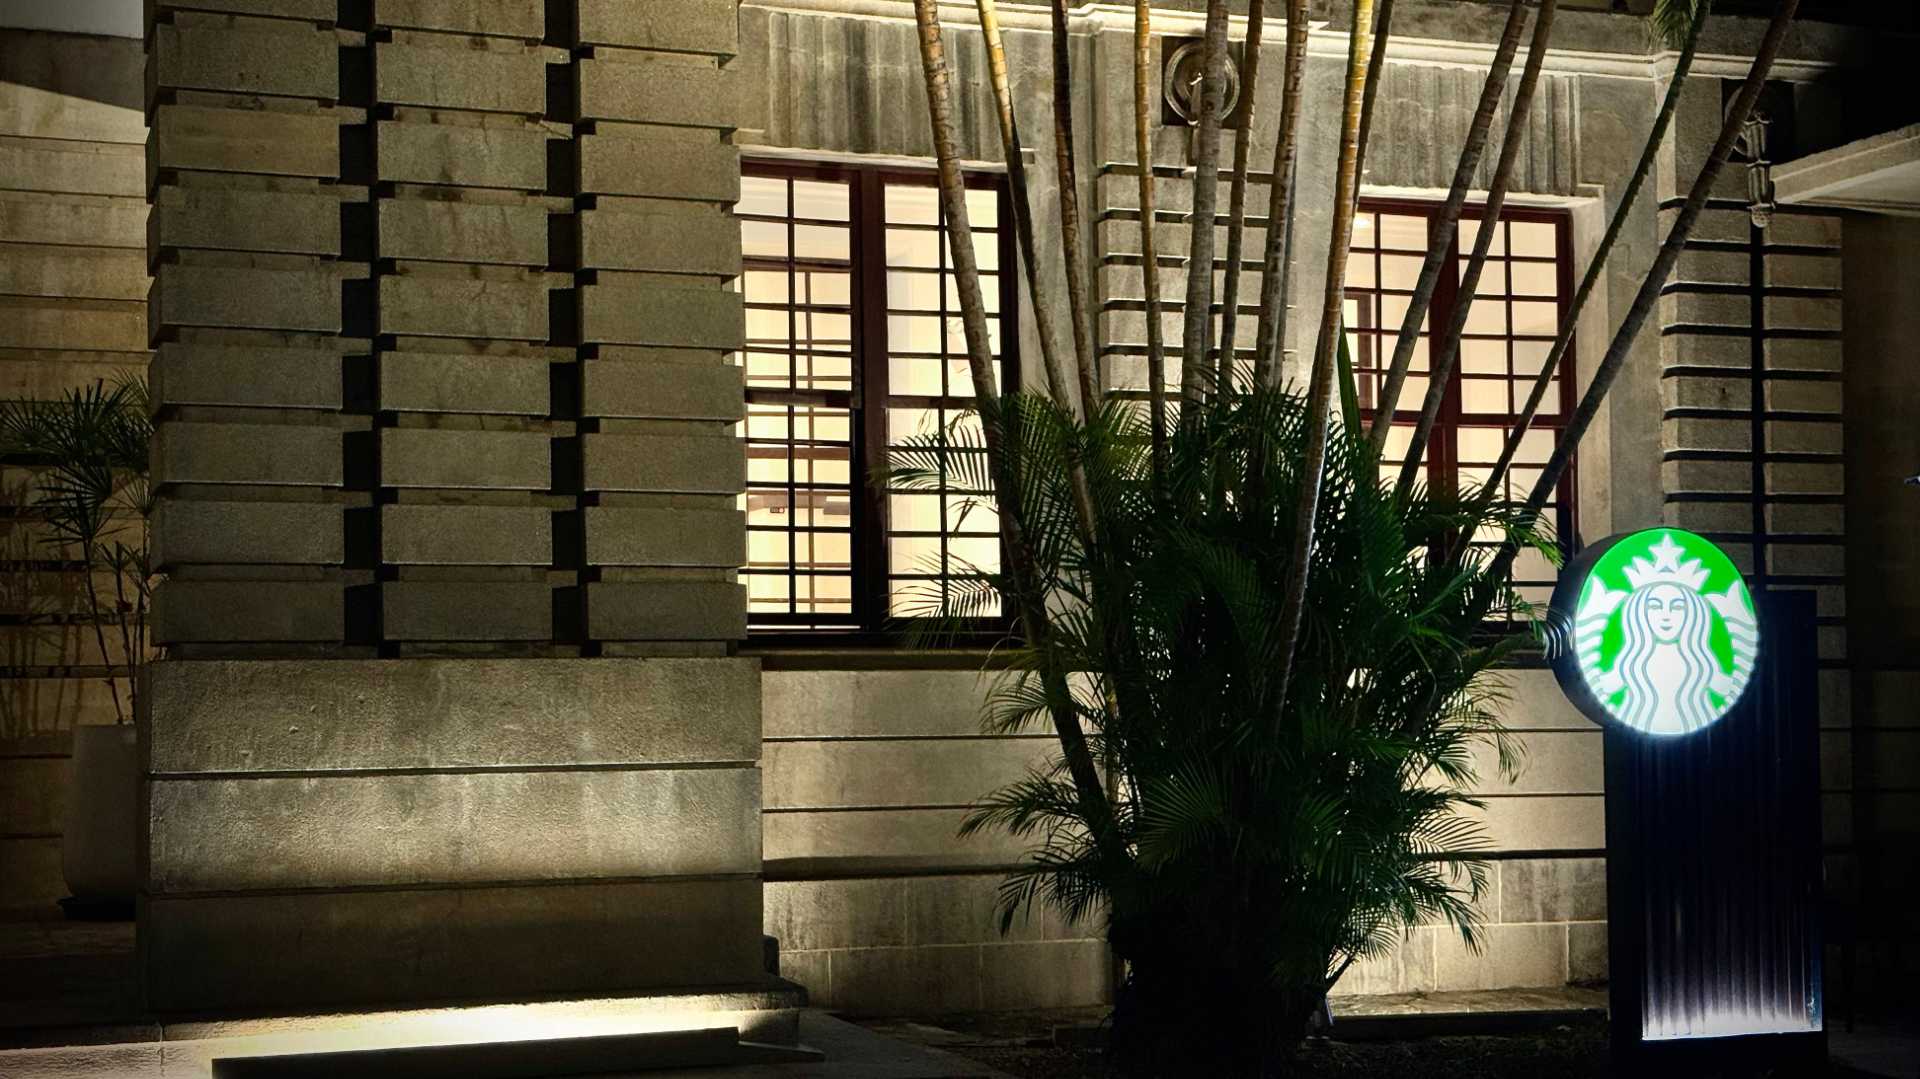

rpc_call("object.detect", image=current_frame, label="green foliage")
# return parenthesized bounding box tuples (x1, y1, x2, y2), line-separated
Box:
(1649, 0, 1705, 50)
(889, 384, 1556, 1063)
(0, 378, 155, 724)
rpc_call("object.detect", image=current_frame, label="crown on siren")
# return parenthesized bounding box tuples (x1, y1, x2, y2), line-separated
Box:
(1621, 532, 1711, 592)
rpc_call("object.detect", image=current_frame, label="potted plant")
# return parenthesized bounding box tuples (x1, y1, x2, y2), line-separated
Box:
(0, 378, 154, 916)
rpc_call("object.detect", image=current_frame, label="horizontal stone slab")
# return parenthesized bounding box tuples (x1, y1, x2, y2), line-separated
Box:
(153, 22, 338, 100)
(577, 133, 738, 201)
(577, 56, 731, 128)
(153, 500, 344, 567)
(764, 670, 997, 739)
(378, 198, 548, 266)
(582, 432, 742, 493)
(577, 0, 738, 55)
(380, 427, 550, 489)
(379, 273, 550, 340)
(153, 422, 342, 487)
(0, 296, 147, 351)
(588, 582, 747, 641)
(147, 657, 761, 773)
(151, 343, 344, 410)
(0, 191, 146, 248)
(382, 581, 553, 640)
(147, 765, 761, 892)
(585, 507, 745, 567)
(153, 186, 343, 257)
(375, 41, 546, 115)
(579, 205, 740, 275)
(379, 351, 549, 415)
(579, 284, 742, 348)
(0, 139, 144, 198)
(583, 359, 741, 421)
(0, 243, 146, 301)
(152, 104, 340, 179)
(142, 877, 765, 1012)
(152, 580, 345, 643)
(153, 264, 341, 334)
(375, 0, 544, 38)
(376, 120, 547, 190)
(154, 0, 337, 20)
(383, 505, 552, 565)
(763, 807, 1027, 875)
(765, 738, 1053, 811)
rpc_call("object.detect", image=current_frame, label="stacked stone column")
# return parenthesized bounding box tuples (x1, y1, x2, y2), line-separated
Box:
(143, 0, 762, 1012)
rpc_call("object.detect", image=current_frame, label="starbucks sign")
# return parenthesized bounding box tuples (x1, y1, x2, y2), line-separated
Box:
(1548, 527, 1760, 736)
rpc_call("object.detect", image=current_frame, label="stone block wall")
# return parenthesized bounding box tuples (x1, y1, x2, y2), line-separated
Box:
(141, 0, 761, 1012)
(0, 29, 150, 917)
(1655, 78, 1856, 946)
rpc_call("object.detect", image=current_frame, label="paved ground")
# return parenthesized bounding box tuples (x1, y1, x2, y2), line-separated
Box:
(3, 920, 1914, 1077)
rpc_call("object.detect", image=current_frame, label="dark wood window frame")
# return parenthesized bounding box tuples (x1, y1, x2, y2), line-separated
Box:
(740, 157, 1019, 640)
(1347, 196, 1581, 614)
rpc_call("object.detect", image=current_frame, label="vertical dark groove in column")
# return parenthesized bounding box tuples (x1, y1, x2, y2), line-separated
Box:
(1751, 222, 1769, 594)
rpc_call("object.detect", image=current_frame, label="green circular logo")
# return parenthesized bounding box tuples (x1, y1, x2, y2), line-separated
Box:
(1551, 528, 1760, 736)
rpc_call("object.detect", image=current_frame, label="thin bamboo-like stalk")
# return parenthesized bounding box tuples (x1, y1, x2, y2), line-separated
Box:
(1251, 0, 1309, 390)
(1270, 0, 1377, 711)
(1135, 0, 1169, 473)
(1179, 1, 1232, 411)
(974, 0, 1078, 417)
(1363, 0, 1530, 456)
(1481, 0, 1802, 594)
(1350, 0, 1395, 221)
(1051, 0, 1100, 412)
(975, 0, 1101, 545)
(1395, 0, 1559, 500)
(1216, 0, 1266, 395)
(908, 0, 1114, 839)
(1473, 0, 1711, 510)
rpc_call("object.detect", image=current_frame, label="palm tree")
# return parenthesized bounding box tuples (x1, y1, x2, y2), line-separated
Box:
(892, 386, 1547, 1070)
(1252, 0, 1309, 390)
(1215, 0, 1266, 394)
(1179, 1, 1233, 410)
(0, 379, 154, 725)
(1135, 0, 1170, 470)
(1050, 0, 1100, 411)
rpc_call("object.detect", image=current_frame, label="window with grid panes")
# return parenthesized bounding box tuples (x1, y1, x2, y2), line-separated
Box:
(737, 160, 1016, 633)
(1341, 200, 1576, 614)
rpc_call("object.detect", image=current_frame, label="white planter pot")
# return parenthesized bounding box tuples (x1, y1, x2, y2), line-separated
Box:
(62, 723, 139, 903)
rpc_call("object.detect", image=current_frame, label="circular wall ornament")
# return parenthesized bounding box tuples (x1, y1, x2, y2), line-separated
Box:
(1163, 41, 1241, 126)
(1548, 527, 1760, 736)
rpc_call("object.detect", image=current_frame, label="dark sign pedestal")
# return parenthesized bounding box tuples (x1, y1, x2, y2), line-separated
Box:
(1603, 589, 1827, 1070)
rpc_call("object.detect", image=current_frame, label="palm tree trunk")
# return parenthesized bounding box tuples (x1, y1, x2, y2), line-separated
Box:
(974, 1, 1076, 415)
(1363, 0, 1530, 456)
(1269, 0, 1377, 711)
(1473, 0, 1711, 511)
(1051, 0, 1100, 413)
(1395, 0, 1559, 500)
(975, 0, 1102, 544)
(1351, 0, 1395, 222)
(1251, 0, 1308, 390)
(1216, 0, 1266, 395)
(909, 0, 1114, 840)
(1180, 0, 1232, 411)
(1482, 0, 1802, 593)
(1136, 0, 1170, 474)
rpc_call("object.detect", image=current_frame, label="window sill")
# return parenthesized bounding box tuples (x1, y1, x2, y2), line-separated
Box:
(742, 635, 1017, 671)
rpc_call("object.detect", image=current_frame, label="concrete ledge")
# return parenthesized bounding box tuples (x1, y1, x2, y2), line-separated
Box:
(577, 134, 739, 201)
(146, 657, 762, 773)
(381, 581, 553, 640)
(577, 57, 731, 129)
(376, 120, 547, 191)
(577, 0, 739, 56)
(153, 501, 344, 567)
(147, 767, 763, 891)
(375, 0, 545, 39)
(152, 581, 344, 643)
(142, 878, 768, 1011)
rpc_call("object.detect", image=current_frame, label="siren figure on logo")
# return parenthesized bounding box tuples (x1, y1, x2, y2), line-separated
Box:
(1573, 531, 1760, 735)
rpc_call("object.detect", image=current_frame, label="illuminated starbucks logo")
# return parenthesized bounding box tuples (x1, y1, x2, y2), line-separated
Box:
(1550, 528, 1760, 736)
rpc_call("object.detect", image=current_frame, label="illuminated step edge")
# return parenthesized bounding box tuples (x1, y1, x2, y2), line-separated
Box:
(0, 982, 808, 1079)
(210, 1027, 824, 1078)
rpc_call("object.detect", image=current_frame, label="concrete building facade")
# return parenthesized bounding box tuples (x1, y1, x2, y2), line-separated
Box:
(1, 0, 1913, 1022)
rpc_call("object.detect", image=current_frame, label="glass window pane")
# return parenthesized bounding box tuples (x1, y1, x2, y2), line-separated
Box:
(742, 220, 787, 259)
(1511, 301, 1558, 336)
(1460, 338, 1506, 376)
(1380, 254, 1423, 291)
(1510, 221, 1556, 258)
(1462, 299, 1507, 335)
(793, 179, 849, 221)
(1379, 214, 1427, 251)
(1460, 218, 1506, 255)
(738, 176, 787, 218)
(887, 185, 940, 225)
(1511, 260, 1558, 297)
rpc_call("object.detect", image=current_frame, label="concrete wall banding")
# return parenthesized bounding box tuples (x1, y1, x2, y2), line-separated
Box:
(140, 0, 763, 1012)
